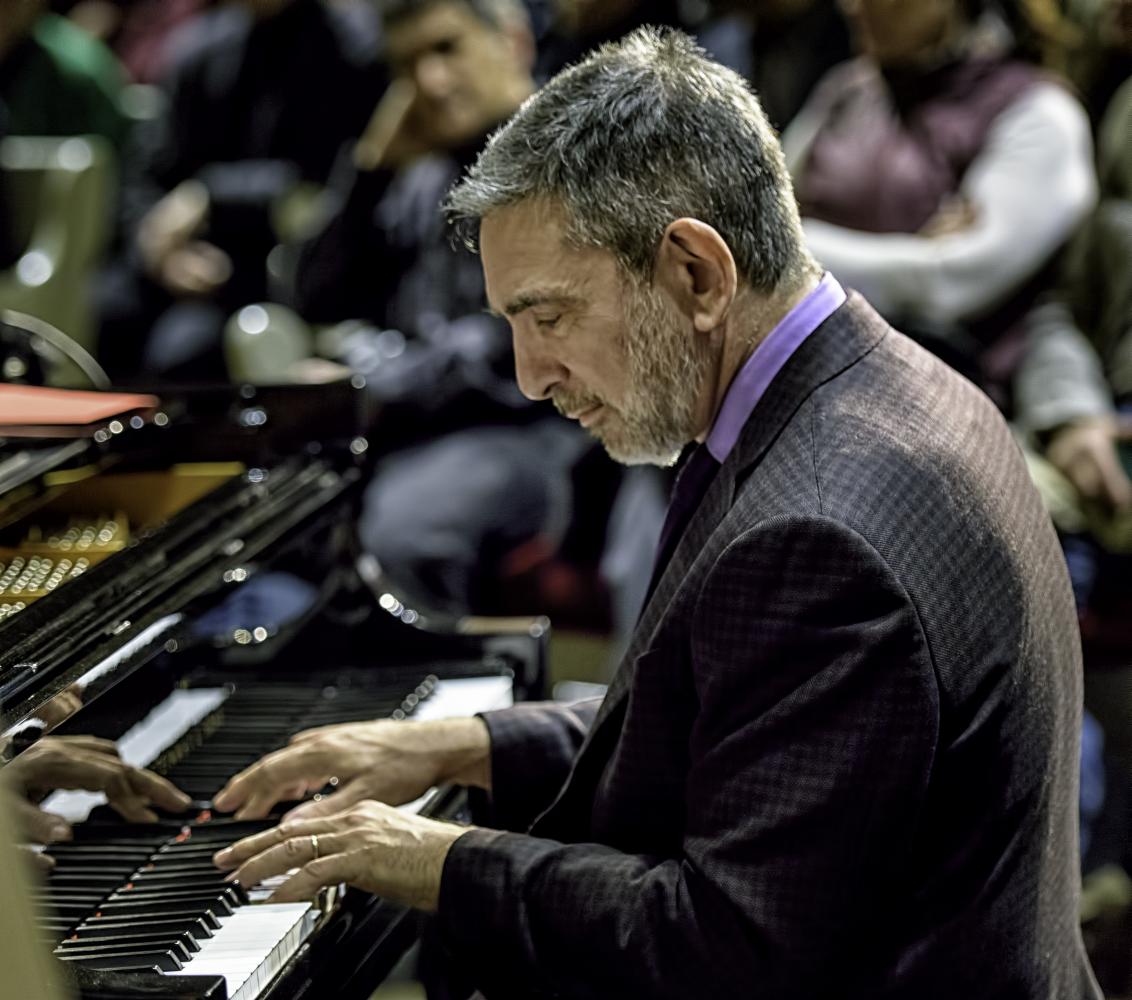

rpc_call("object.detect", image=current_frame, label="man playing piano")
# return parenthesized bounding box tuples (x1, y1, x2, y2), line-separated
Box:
(212, 28, 1100, 999)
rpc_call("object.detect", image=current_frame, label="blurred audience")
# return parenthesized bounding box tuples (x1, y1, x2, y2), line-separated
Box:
(784, 0, 1096, 405)
(63, 0, 215, 85)
(290, 0, 604, 616)
(95, 0, 385, 381)
(701, 0, 852, 130)
(534, 0, 686, 78)
(1065, 0, 1132, 121)
(1015, 72, 1132, 637)
(0, 0, 130, 150)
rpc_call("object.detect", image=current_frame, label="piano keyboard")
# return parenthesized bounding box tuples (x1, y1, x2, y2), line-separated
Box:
(35, 668, 513, 999)
(174, 899, 314, 1000)
(37, 818, 317, 1000)
(42, 673, 513, 824)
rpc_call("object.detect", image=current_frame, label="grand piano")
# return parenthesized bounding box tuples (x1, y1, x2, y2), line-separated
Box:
(0, 380, 548, 999)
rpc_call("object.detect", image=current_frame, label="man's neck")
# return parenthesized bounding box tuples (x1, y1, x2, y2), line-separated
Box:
(695, 270, 823, 442)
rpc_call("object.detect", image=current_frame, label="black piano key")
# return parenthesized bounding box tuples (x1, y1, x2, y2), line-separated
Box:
(64, 926, 202, 952)
(55, 948, 184, 972)
(109, 884, 239, 904)
(91, 903, 223, 929)
(78, 914, 217, 942)
(37, 901, 102, 917)
(58, 936, 194, 964)
(96, 897, 232, 921)
(111, 884, 246, 906)
(40, 866, 129, 880)
(105, 891, 237, 916)
(135, 858, 231, 873)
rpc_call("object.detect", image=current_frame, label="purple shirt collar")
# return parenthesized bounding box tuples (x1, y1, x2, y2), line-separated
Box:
(705, 272, 846, 463)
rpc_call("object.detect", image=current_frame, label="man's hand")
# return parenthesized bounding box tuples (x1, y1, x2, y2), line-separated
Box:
(213, 801, 468, 912)
(158, 241, 233, 298)
(919, 195, 979, 238)
(212, 717, 491, 821)
(138, 180, 232, 296)
(7, 792, 64, 873)
(6, 736, 192, 823)
(9, 793, 72, 853)
(353, 80, 432, 172)
(1047, 415, 1132, 511)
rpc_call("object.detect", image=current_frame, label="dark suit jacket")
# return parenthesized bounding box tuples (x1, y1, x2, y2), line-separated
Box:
(438, 293, 1099, 999)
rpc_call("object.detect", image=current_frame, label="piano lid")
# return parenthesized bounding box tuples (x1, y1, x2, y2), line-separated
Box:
(0, 380, 374, 735)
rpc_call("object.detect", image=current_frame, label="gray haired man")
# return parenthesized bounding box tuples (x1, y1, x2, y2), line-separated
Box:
(214, 28, 1099, 999)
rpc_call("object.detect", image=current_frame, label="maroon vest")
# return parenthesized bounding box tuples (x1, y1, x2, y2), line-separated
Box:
(796, 56, 1039, 234)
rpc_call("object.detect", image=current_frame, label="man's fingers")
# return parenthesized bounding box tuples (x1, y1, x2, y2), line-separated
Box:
(281, 796, 342, 822)
(12, 797, 73, 845)
(19, 845, 56, 875)
(289, 724, 347, 745)
(213, 745, 326, 814)
(107, 797, 159, 823)
(233, 790, 288, 821)
(57, 736, 119, 756)
(282, 777, 371, 822)
(51, 757, 160, 822)
(270, 854, 354, 903)
(98, 766, 158, 822)
(233, 774, 333, 820)
(127, 767, 192, 813)
(225, 831, 349, 890)
(27, 745, 186, 819)
(213, 815, 346, 870)
(46, 754, 127, 798)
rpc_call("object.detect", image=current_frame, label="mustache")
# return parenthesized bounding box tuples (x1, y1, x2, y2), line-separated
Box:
(552, 389, 603, 418)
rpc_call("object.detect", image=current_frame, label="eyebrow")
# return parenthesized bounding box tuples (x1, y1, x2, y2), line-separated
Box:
(490, 289, 583, 319)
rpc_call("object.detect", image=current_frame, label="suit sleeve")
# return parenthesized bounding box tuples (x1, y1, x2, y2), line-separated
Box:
(438, 516, 940, 999)
(468, 700, 601, 833)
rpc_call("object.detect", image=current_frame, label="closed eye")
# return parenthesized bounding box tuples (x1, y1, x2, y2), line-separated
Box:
(536, 316, 561, 331)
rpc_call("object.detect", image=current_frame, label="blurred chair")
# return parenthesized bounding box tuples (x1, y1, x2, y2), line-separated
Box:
(0, 135, 115, 358)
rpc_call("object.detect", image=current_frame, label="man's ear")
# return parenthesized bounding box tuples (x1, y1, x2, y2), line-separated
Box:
(654, 219, 738, 334)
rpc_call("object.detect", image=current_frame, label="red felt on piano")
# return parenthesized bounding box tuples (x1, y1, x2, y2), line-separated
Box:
(0, 385, 160, 435)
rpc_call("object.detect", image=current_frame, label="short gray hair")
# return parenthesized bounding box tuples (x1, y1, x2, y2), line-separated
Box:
(446, 27, 815, 293)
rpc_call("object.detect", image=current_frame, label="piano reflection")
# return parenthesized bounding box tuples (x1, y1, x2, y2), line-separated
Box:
(0, 381, 548, 999)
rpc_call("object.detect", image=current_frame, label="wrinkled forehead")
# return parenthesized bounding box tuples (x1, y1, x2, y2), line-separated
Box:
(479, 202, 623, 317)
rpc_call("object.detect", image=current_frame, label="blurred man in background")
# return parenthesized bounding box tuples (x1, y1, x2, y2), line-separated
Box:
(291, 0, 609, 616)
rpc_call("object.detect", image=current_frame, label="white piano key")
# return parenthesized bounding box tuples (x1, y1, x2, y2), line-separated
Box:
(412, 676, 513, 722)
(165, 902, 315, 1000)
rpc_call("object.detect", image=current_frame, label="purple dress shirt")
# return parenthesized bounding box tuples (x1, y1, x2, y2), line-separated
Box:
(706, 271, 846, 462)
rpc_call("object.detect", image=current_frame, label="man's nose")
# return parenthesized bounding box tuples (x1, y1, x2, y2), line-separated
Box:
(513, 335, 560, 402)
